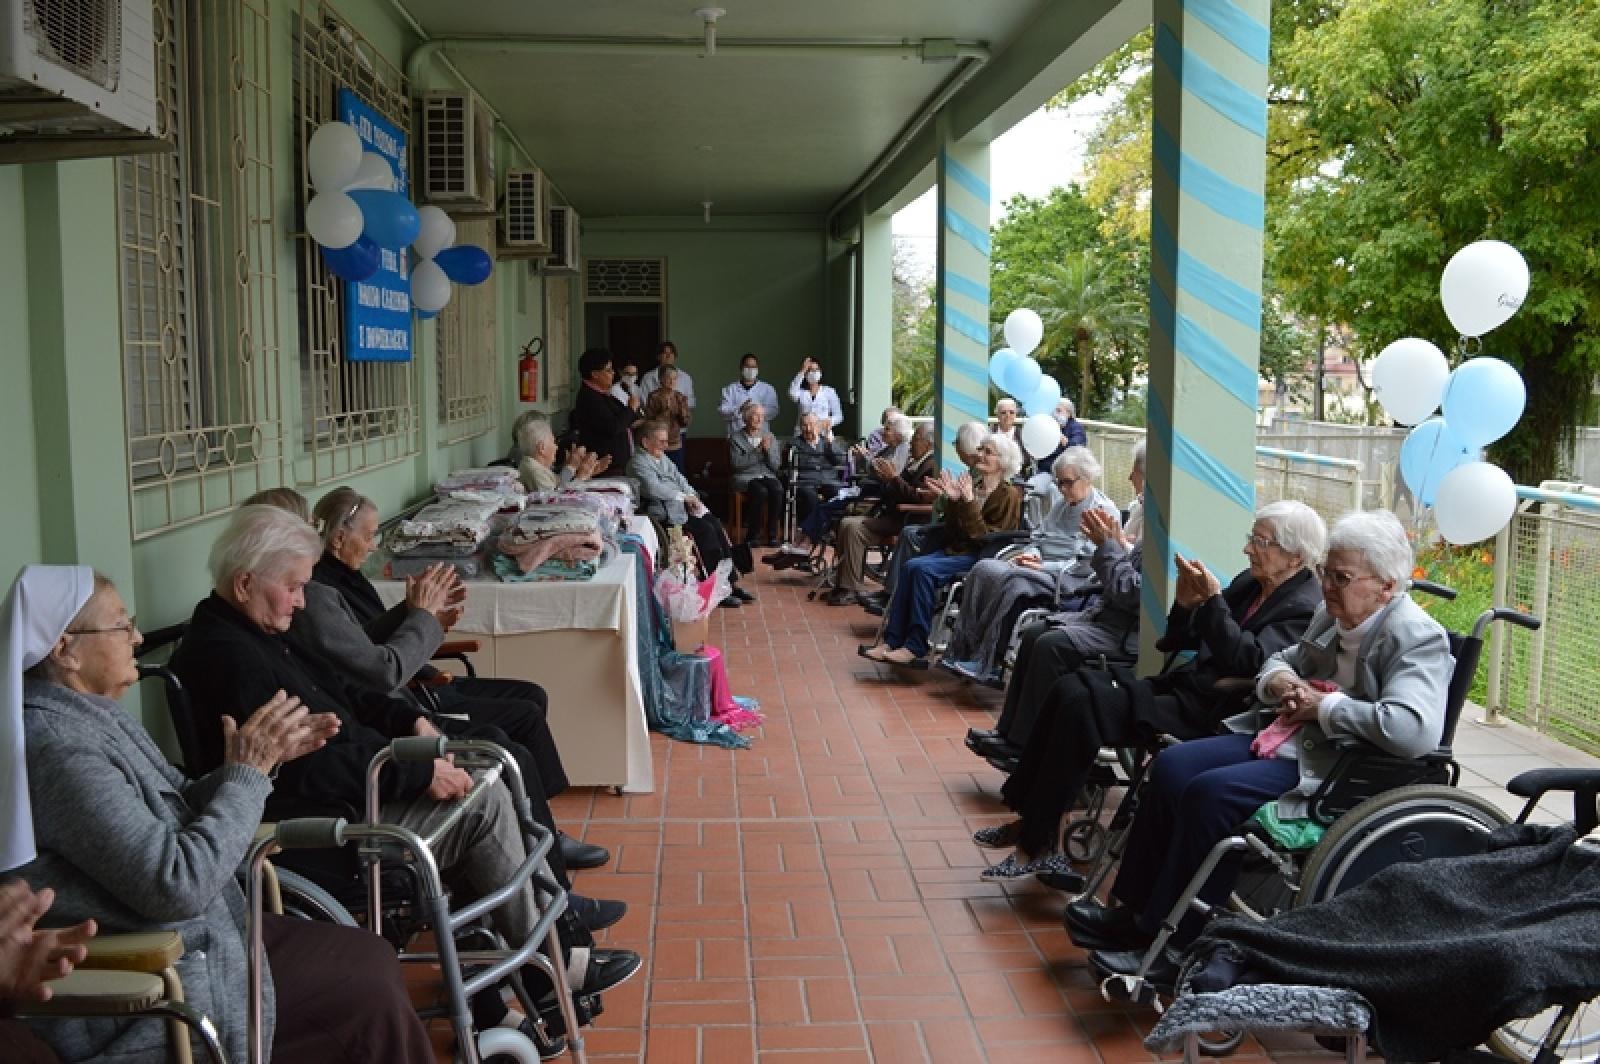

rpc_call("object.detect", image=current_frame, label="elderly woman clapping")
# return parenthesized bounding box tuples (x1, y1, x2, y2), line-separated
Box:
(940, 446, 1120, 681)
(2, 565, 433, 1063)
(730, 401, 784, 546)
(516, 416, 607, 493)
(1078, 510, 1452, 987)
(978, 500, 1326, 880)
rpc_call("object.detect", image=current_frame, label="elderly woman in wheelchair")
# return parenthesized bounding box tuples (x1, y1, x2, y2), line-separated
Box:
(2, 564, 434, 1064)
(1069, 510, 1454, 990)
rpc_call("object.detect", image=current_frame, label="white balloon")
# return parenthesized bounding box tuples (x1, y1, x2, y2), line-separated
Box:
(304, 191, 363, 250)
(1021, 413, 1062, 459)
(1004, 308, 1044, 358)
(1369, 337, 1450, 425)
(306, 121, 363, 193)
(1439, 240, 1529, 337)
(1433, 461, 1518, 545)
(410, 259, 451, 313)
(414, 206, 456, 259)
(346, 151, 395, 192)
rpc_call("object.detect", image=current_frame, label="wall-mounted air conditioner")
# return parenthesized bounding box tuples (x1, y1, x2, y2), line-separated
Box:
(497, 166, 550, 257)
(420, 89, 495, 213)
(0, 0, 166, 163)
(544, 205, 580, 273)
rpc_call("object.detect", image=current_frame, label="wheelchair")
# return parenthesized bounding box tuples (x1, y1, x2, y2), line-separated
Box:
(1088, 591, 1543, 1056)
(134, 630, 593, 1062)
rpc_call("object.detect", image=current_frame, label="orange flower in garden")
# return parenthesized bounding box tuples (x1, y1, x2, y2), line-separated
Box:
(1412, 567, 1426, 580)
(1480, 552, 1493, 565)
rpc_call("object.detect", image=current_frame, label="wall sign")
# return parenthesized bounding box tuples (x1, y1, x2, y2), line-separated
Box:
(338, 88, 412, 363)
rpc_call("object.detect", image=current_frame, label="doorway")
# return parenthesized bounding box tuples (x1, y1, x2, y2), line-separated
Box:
(584, 302, 663, 374)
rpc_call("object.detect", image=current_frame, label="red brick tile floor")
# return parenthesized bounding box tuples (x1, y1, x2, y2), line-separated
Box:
(419, 563, 1339, 1063)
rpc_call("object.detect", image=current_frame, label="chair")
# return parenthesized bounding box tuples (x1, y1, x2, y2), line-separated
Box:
(685, 437, 743, 540)
(16, 967, 227, 1064)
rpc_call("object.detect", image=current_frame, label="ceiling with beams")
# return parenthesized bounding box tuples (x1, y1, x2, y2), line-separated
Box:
(396, 0, 1053, 218)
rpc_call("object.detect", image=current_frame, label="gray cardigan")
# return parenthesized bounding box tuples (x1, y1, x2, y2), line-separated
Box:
(1228, 595, 1451, 818)
(16, 678, 275, 1063)
(627, 449, 699, 524)
(289, 581, 443, 696)
(729, 428, 782, 489)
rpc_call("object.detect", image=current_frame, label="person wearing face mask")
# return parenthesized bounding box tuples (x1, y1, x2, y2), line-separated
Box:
(718, 353, 780, 434)
(639, 341, 696, 414)
(788, 358, 843, 437)
(612, 359, 645, 407)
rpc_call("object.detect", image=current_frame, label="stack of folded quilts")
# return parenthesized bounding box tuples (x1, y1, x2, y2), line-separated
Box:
(387, 495, 503, 578)
(435, 467, 523, 496)
(496, 503, 607, 581)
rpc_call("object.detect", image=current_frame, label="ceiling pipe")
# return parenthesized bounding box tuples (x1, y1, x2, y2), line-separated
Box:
(405, 36, 989, 84)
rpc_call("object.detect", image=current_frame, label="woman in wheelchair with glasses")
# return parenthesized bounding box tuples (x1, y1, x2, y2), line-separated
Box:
(2, 565, 433, 1064)
(860, 432, 1025, 669)
(1071, 510, 1453, 989)
(975, 500, 1326, 880)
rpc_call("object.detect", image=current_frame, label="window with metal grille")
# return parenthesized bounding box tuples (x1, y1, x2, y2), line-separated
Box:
(115, 0, 282, 539)
(293, 1, 418, 484)
(584, 258, 666, 302)
(437, 218, 498, 443)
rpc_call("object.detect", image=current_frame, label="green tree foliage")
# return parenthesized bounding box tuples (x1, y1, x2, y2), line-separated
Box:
(891, 239, 938, 415)
(990, 186, 1104, 323)
(1273, 0, 1600, 482)
(1029, 251, 1147, 413)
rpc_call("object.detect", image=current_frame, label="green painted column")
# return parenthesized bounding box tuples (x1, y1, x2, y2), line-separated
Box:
(1140, 0, 1272, 664)
(934, 135, 992, 471)
(857, 210, 894, 436)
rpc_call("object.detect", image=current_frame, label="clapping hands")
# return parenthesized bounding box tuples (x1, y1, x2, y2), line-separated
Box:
(1081, 508, 1122, 547)
(0, 880, 95, 1005)
(1172, 553, 1222, 608)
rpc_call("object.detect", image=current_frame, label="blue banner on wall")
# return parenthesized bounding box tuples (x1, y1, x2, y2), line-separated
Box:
(338, 88, 413, 363)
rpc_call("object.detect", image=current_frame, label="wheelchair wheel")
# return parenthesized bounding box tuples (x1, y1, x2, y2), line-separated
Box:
(1062, 818, 1107, 863)
(1487, 1002, 1600, 1064)
(275, 868, 360, 926)
(1296, 784, 1508, 909)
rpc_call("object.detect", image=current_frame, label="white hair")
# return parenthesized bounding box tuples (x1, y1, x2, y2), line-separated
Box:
(881, 406, 901, 425)
(738, 399, 764, 420)
(1256, 500, 1328, 571)
(955, 420, 988, 457)
(994, 398, 1018, 414)
(885, 414, 913, 441)
(983, 432, 1025, 478)
(1327, 509, 1413, 586)
(516, 418, 554, 457)
(912, 421, 934, 444)
(210, 504, 323, 590)
(1132, 439, 1147, 472)
(1056, 397, 1077, 419)
(1052, 445, 1101, 481)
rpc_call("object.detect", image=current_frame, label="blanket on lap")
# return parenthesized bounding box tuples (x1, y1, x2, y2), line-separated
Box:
(1187, 822, 1600, 1062)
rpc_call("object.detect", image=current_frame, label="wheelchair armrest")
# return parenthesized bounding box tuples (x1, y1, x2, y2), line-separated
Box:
(897, 503, 934, 517)
(1211, 677, 1254, 695)
(1508, 768, 1600, 833)
(436, 638, 480, 657)
(81, 931, 184, 974)
(16, 969, 169, 1016)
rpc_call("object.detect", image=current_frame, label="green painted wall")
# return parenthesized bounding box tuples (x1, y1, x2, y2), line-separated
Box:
(582, 219, 829, 437)
(0, 168, 41, 590)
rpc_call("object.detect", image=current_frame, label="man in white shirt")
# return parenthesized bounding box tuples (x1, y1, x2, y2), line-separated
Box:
(718, 352, 781, 434)
(640, 340, 695, 412)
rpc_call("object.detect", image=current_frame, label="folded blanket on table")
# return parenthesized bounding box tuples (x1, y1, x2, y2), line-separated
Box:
(491, 552, 598, 583)
(524, 490, 630, 527)
(498, 529, 605, 574)
(386, 554, 483, 580)
(435, 467, 523, 495)
(506, 504, 603, 538)
(390, 496, 502, 554)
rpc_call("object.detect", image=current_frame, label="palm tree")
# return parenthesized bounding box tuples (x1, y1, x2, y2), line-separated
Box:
(1024, 251, 1145, 414)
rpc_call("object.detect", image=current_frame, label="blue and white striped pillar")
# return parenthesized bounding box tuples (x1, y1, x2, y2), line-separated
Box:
(1140, 0, 1272, 666)
(934, 137, 993, 471)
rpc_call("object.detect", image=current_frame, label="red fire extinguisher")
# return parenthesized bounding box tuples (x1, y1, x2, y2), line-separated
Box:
(518, 337, 542, 403)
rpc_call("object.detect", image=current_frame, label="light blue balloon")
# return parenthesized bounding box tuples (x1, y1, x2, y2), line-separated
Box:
(1439, 357, 1526, 449)
(1400, 418, 1475, 507)
(988, 348, 1021, 390)
(350, 189, 422, 250)
(1003, 355, 1042, 399)
(1028, 374, 1062, 416)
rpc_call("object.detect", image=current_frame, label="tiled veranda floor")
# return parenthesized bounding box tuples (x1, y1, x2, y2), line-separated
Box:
(459, 563, 1597, 1063)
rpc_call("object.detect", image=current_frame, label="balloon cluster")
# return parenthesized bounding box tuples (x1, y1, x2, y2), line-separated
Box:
(988, 309, 1066, 457)
(303, 120, 492, 318)
(1373, 241, 1531, 545)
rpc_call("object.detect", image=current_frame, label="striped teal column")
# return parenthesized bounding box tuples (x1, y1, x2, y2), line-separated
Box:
(934, 138, 992, 471)
(1140, 0, 1272, 666)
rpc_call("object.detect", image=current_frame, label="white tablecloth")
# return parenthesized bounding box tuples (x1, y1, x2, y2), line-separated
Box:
(373, 518, 659, 793)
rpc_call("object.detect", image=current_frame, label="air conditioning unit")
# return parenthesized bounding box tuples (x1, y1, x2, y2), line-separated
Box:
(497, 166, 550, 257)
(544, 205, 580, 273)
(0, 0, 167, 163)
(420, 89, 495, 213)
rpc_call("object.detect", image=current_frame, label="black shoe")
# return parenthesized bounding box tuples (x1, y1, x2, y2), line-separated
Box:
(862, 599, 886, 617)
(1088, 946, 1181, 991)
(966, 727, 1000, 744)
(1065, 899, 1151, 952)
(568, 894, 627, 932)
(718, 595, 742, 609)
(732, 586, 756, 603)
(975, 735, 1024, 761)
(1037, 868, 1087, 893)
(558, 832, 610, 870)
(581, 948, 643, 995)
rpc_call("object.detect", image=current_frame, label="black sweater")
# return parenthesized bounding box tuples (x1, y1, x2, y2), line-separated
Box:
(570, 383, 639, 470)
(169, 593, 433, 817)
